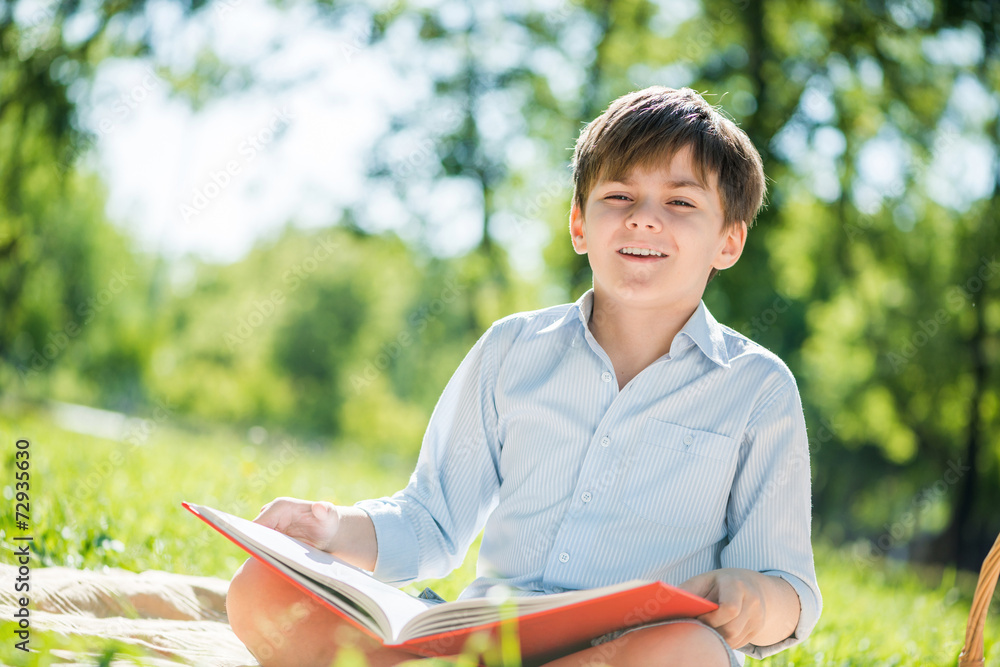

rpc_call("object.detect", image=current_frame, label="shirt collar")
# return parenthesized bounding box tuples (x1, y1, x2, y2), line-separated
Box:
(537, 289, 594, 334)
(674, 300, 731, 368)
(539, 289, 731, 369)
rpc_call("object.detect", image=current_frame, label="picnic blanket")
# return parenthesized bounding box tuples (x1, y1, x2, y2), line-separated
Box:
(0, 564, 256, 666)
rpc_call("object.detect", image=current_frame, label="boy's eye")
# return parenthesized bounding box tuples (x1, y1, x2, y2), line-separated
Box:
(669, 199, 695, 207)
(605, 195, 631, 201)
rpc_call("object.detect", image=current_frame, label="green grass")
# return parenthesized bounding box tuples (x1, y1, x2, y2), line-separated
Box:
(0, 403, 997, 666)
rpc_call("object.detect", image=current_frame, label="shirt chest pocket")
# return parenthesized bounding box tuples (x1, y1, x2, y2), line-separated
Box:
(619, 419, 738, 528)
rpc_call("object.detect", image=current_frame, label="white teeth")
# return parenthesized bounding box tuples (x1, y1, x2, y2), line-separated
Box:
(619, 247, 664, 257)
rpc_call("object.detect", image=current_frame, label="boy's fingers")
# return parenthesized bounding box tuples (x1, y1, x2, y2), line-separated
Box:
(678, 571, 717, 599)
(698, 602, 739, 630)
(253, 497, 310, 530)
(704, 580, 766, 648)
(713, 615, 752, 648)
(253, 502, 278, 526)
(696, 579, 745, 632)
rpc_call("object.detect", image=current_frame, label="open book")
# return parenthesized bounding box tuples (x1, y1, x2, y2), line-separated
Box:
(185, 502, 717, 661)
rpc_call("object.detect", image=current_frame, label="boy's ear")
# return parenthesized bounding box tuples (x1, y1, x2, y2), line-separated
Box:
(569, 202, 587, 255)
(712, 220, 748, 271)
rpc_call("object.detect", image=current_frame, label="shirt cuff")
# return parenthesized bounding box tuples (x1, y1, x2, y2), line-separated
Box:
(739, 570, 822, 659)
(354, 498, 421, 586)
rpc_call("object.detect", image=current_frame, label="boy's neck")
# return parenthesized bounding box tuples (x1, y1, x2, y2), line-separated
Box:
(587, 290, 700, 389)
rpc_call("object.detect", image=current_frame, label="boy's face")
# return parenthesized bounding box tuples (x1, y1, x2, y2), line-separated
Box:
(569, 145, 746, 314)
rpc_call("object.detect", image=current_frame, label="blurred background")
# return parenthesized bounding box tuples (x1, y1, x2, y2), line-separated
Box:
(1, 0, 999, 578)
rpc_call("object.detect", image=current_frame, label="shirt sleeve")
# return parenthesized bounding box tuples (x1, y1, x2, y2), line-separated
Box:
(720, 376, 823, 659)
(354, 325, 503, 586)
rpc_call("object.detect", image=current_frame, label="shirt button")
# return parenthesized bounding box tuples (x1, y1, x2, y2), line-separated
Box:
(683, 434, 694, 446)
(600, 436, 610, 447)
(581, 492, 592, 503)
(601, 371, 613, 382)
(558, 552, 570, 563)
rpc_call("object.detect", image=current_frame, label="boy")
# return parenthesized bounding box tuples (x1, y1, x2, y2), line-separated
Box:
(226, 86, 822, 667)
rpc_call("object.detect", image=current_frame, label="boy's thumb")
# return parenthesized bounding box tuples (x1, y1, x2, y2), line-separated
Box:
(310, 501, 336, 521)
(678, 572, 717, 601)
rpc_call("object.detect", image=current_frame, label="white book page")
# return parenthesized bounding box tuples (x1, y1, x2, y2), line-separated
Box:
(397, 580, 647, 642)
(190, 504, 431, 642)
(245, 546, 386, 638)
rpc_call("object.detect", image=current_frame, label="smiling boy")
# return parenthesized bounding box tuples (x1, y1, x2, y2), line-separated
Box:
(226, 86, 821, 666)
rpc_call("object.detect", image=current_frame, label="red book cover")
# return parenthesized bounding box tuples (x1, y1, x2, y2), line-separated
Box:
(396, 579, 717, 662)
(185, 501, 717, 662)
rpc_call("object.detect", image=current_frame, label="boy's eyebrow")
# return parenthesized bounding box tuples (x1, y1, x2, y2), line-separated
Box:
(665, 179, 708, 191)
(602, 177, 708, 191)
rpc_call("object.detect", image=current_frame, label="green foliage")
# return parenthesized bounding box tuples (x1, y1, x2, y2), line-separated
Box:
(142, 226, 539, 449)
(764, 543, 1000, 667)
(0, 9, 168, 412)
(0, 402, 427, 578)
(0, 621, 155, 667)
(0, 162, 154, 412)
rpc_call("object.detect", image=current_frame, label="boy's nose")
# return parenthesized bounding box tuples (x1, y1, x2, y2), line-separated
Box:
(624, 201, 663, 232)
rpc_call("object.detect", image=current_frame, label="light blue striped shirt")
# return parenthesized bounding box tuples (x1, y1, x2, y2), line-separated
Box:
(357, 289, 821, 659)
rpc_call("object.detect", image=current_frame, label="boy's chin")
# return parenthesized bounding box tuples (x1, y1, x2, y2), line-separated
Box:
(597, 284, 704, 309)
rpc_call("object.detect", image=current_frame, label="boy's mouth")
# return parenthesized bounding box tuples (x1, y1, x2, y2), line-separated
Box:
(618, 246, 666, 258)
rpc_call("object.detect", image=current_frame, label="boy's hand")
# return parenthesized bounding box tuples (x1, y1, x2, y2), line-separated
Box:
(679, 568, 799, 649)
(253, 496, 379, 571)
(254, 497, 340, 553)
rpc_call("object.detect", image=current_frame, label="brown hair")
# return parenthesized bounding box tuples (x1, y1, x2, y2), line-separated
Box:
(571, 86, 766, 232)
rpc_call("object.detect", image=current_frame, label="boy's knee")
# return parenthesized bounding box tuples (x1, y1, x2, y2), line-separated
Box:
(226, 558, 411, 667)
(616, 621, 731, 667)
(226, 557, 262, 638)
(227, 558, 279, 655)
(226, 557, 323, 665)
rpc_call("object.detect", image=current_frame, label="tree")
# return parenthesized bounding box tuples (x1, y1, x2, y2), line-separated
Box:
(0, 2, 184, 409)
